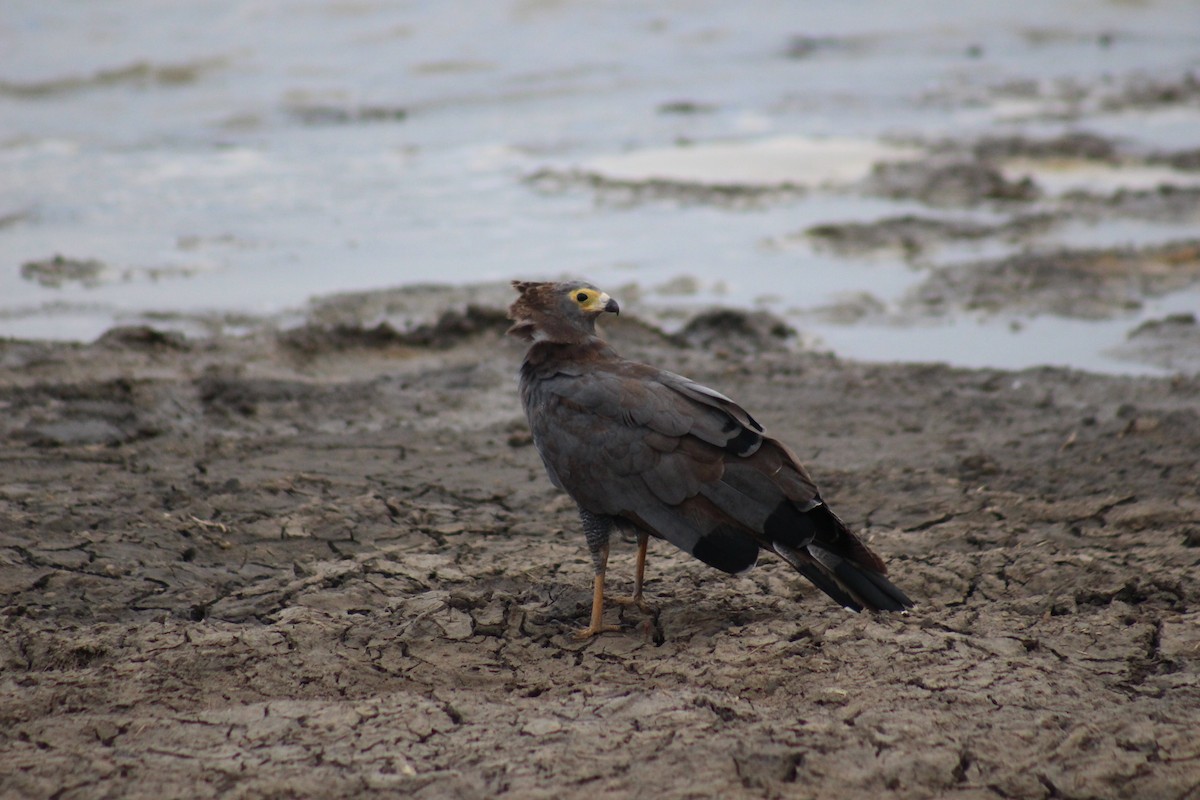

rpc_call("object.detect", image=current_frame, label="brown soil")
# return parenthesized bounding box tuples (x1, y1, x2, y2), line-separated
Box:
(2, 309, 1200, 796)
(2, 309, 1198, 800)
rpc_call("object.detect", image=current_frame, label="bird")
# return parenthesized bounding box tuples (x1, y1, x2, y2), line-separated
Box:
(508, 280, 912, 638)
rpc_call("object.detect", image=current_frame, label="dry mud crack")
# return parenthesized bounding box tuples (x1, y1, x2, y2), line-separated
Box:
(1, 322, 1198, 799)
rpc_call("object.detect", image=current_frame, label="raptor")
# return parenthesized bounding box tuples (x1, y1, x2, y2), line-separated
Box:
(508, 280, 912, 637)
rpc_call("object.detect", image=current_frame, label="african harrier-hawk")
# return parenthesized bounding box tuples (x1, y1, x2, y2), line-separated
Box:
(508, 280, 912, 637)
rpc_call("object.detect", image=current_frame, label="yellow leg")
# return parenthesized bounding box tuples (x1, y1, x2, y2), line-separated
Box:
(611, 531, 654, 614)
(575, 544, 620, 639)
(633, 530, 648, 601)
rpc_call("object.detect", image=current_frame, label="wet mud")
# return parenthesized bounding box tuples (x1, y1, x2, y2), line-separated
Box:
(2, 307, 1198, 799)
(906, 240, 1200, 320)
(532, 123, 1200, 372)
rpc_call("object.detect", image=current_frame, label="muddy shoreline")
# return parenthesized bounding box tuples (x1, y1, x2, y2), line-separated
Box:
(1, 305, 1197, 799)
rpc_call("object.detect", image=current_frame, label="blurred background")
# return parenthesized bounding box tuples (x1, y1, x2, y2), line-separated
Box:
(2, 0, 1199, 372)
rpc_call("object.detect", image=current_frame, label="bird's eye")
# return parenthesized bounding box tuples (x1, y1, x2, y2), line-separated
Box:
(575, 291, 590, 303)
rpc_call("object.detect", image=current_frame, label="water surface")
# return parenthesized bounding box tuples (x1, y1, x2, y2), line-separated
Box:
(3, 0, 1199, 371)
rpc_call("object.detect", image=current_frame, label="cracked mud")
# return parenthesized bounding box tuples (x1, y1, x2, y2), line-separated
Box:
(2, 312, 1198, 799)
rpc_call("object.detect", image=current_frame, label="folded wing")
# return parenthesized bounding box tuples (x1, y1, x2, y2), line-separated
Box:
(527, 357, 912, 612)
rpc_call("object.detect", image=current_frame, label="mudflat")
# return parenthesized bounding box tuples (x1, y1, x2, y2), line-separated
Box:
(1, 309, 1198, 799)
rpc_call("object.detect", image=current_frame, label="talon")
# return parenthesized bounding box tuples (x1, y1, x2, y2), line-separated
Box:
(573, 623, 621, 640)
(611, 595, 655, 614)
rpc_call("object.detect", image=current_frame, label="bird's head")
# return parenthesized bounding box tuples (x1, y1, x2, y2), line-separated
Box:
(507, 280, 620, 344)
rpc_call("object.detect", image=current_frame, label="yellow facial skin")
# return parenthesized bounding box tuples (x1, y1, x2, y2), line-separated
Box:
(570, 287, 613, 314)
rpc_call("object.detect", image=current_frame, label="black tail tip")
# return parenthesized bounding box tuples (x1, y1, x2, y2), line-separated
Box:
(833, 560, 914, 613)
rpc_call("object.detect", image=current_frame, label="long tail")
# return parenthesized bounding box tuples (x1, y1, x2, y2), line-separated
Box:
(773, 503, 913, 612)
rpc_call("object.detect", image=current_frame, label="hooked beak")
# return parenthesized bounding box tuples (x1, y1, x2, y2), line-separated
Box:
(601, 293, 620, 315)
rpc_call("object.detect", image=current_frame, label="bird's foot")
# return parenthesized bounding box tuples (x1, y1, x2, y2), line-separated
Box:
(573, 622, 621, 640)
(610, 594, 655, 614)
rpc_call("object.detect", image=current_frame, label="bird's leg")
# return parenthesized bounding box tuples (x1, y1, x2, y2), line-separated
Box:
(611, 530, 654, 614)
(576, 510, 620, 639)
(632, 529, 648, 602)
(576, 542, 620, 639)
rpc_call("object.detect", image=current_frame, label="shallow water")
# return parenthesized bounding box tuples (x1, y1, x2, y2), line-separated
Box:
(2, 0, 1199, 372)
